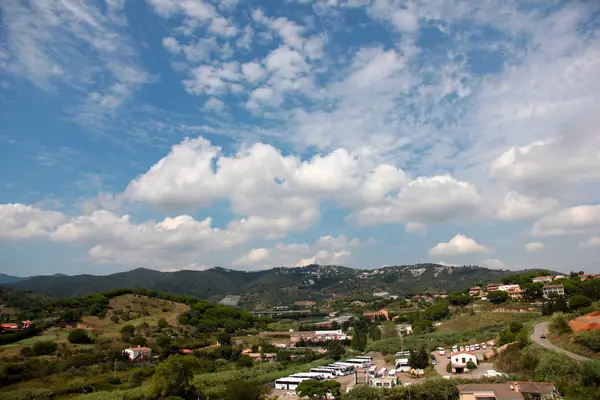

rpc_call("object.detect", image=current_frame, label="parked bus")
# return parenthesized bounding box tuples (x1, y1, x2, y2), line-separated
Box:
(333, 362, 361, 369)
(310, 368, 338, 378)
(395, 358, 410, 372)
(327, 364, 354, 375)
(355, 355, 374, 364)
(274, 377, 310, 390)
(368, 365, 377, 377)
(344, 358, 371, 368)
(319, 366, 347, 375)
(290, 372, 326, 380)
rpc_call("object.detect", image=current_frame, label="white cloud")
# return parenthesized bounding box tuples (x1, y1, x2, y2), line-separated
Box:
(531, 205, 600, 237)
(496, 191, 558, 220)
(0, 204, 65, 239)
(368, 0, 419, 33)
(231, 234, 359, 270)
(237, 25, 254, 49)
(580, 237, 600, 248)
(428, 234, 489, 257)
(405, 222, 426, 235)
(162, 37, 182, 53)
(480, 258, 505, 269)
(353, 175, 481, 225)
(203, 97, 225, 113)
(524, 242, 544, 252)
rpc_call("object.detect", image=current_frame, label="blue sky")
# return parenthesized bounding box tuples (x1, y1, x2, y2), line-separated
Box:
(1, 0, 600, 276)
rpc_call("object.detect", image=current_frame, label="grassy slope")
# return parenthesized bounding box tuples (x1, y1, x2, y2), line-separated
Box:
(0, 294, 190, 357)
(437, 312, 539, 333)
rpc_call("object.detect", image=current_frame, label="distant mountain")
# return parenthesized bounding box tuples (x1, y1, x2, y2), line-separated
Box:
(0, 273, 26, 284)
(8, 264, 547, 305)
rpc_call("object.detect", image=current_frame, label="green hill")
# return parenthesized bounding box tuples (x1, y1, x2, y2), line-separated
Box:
(7, 264, 555, 305)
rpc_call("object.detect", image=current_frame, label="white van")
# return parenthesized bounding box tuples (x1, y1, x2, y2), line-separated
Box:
(437, 347, 445, 355)
(395, 358, 410, 372)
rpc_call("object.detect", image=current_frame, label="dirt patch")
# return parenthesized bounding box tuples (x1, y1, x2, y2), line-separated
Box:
(569, 311, 600, 332)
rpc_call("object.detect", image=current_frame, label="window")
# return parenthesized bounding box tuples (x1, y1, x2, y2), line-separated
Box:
(462, 357, 466, 363)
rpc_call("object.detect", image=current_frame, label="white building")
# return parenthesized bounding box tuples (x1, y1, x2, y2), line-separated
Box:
(450, 352, 478, 374)
(373, 291, 390, 297)
(396, 324, 413, 335)
(123, 346, 152, 361)
(532, 276, 554, 284)
(498, 284, 520, 292)
(543, 284, 565, 298)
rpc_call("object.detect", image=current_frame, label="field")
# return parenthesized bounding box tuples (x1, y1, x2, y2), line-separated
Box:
(437, 312, 539, 333)
(0, 295, 190, 357)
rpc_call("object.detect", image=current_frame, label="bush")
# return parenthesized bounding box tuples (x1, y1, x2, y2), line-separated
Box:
(32, 340, 58, 356)
(549, 313, 572, 335)
(446, 362, 452, 373)
(20, 346, 33, 357)
(466, 360, 477, 370)
(236, 355, 254, 368)
(68, 329, 92, 344)
(129, 335, 147, 347)
(573, 330, 600, 352)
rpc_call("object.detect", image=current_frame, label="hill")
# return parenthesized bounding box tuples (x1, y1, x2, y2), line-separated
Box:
(0, 273, 25, 284)
(6, 264, 546, 305)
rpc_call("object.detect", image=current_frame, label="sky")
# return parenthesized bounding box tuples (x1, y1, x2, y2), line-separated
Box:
(1, 0, 600, 276)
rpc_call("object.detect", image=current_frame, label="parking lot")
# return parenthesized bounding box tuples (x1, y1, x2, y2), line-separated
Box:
(430, 341, 496, 379)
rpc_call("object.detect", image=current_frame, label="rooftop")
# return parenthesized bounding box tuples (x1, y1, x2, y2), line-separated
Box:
(457, 383, 524, 400)
(513, 381, 556, 394)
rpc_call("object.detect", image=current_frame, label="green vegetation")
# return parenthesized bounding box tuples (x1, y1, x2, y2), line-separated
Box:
(341, 378, 459, 400)
(297, 379, 341, 399)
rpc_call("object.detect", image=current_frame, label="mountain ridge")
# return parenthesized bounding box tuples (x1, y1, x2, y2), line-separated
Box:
(4, 264, 557, 305)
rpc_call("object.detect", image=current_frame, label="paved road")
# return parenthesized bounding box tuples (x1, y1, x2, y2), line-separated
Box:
(531, 322, 591, 362)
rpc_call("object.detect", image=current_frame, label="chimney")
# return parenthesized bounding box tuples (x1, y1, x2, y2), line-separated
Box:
(513, 382, 519, 392)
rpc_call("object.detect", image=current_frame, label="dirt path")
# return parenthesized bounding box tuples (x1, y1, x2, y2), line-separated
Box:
(531, 322, 591, 362)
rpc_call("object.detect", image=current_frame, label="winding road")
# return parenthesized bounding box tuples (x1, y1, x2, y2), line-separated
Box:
(531, 322, 591, 362)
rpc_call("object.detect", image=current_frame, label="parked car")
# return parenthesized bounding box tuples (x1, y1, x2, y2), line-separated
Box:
(459, 345, 465, 351)
(452, 346, 458, 353)
(437, 347, 445, 355)
(481, 343, 487, 349)
(475, 344, 480, 350)
(484, 370, 507, 378)
(469, 345, 475, 351)
(430, 354, 437, 365)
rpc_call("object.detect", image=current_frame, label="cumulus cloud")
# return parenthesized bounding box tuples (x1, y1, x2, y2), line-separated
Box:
(0, 204, 65, 239)
(524, 242, 544, 252)
(496, 192, 557, 220)
(580, 237, 600, 248)
(531, 205, 600, 237)
(231, 234, 360, 270)
(428, 234, 489, 257)
(405, 222, 426, 235)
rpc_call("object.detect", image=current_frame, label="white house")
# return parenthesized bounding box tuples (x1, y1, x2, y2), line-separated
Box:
(532, 276, 554, 284)
(543, 284, 565, 298)
(123, 346, 152, 361)
(450, 352, 478, 374)
(498, 284, 520, 292)
(396, 324, 413, 335)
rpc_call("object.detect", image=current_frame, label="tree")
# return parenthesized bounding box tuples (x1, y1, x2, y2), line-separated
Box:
(425, 301, 450, 321)
(20, 346, 33, 357)
(569, 294, 592, 310)
(225, 379, 268, 400)
(351, 328, 367, 352)
(487, 290, 509, 304)
(32, 340, 58, 356)
(368, 325, 382, 341)
(448, 293, 470, 306)
(157, 335, 171, 348)
(236, 355, 254, 368)
(408, 344, 429, 369)
(68, 328, 92, 344)
(216, 332, 232, 346)
(150, 355, 200, 398)
(381, 321, 398, 339)
(158, 318, 168, 329)
(446, 362, 452, 373)
(121, 324, 135, 335)
(129, 335, 148, 347)
(326, 340, 345, 361)
(296, 379, 341, 400)
(466, 360, 477, 370)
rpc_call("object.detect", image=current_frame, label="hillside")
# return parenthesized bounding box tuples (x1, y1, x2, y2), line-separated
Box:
(5, 264, 539, 304)
(0, 273, 24, 284)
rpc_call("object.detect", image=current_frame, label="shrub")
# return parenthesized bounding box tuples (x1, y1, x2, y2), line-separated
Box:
(68, 329, 92, 344)
(573, 330, 600, 352)
(32, 340, 58, 356)
(446, 362, 452, 373)
(20, 346, 33, 357)
(236, 355, 254, 368)
(549, 313, 572, 335)
(466, 360, 477, 370)
(129, 335, 147, 347)
(110, 315, 120, 323)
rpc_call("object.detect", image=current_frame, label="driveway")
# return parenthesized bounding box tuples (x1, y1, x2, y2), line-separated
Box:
(531, 322, 591, 362)
(431, 352, 493, 379)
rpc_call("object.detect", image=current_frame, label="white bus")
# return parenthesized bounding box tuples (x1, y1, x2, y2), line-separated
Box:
(290, 372, 326, 380)
(274, 377, 310, 390)
(395, 358, 410, 372)
(332, 362, 359, 370)
(377, 367, 387, 377)
(344, 358, 371, 368)
(309, 368, 338, 378)
(355, 355, 374, 364)
(368, 365, 377, 377)
(327, 364, 354, 375)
